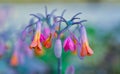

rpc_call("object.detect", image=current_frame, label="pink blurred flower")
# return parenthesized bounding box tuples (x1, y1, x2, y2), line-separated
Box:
(40, 33, 46, 42)
(0, 40, 8, 58)
(41, 27, 52, 49)
(43, 27, 50, 37)
(65, 65, 75, 74)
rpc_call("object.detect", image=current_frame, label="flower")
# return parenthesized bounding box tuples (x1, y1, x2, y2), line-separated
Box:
(71, 36, 78, 55)
(40, 33, 46, 43)
(40, 27, 50, 43)
(0, 40, 7, 58)
(10, 50, 19, 66)
(43, 27, 50, 37)
(79, 25, 94, 57)
(63, 36, 74, 52)
(40, 27, 53, 48)
(54, 38, 62, 58)
(43, 33, 52, 48)
(29, 21, 43, 56)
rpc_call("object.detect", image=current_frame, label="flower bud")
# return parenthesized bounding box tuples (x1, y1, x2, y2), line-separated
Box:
(54, 39, 62, 58)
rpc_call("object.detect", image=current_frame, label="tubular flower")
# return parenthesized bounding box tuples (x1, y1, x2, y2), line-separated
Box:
(10, 50, 19, 66)
(29, 21, 43, 56)
(40, 27, 50, 43)
(43, 27, 50, 37)
(54, 38, 62, 58)
(71, 36, 78, 55)
(79, 25, 94, 57)
(63, 37, 74, 52)
(43, 33, 52, 48)
(40, 33, 46, 43)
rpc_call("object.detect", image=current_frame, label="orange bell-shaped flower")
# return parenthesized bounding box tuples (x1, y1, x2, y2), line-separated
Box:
(29, 21, 43, 55)
(43, 33, 52, 48)
(80, 25, 94, 57)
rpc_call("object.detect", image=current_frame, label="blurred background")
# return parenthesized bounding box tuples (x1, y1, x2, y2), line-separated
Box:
(0, 0, 120, 74)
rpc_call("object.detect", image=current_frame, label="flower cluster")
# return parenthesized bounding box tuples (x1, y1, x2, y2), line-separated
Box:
(23, 7, 94, 59)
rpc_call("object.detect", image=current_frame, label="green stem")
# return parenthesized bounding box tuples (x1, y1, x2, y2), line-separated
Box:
(58, 57, 62, 74)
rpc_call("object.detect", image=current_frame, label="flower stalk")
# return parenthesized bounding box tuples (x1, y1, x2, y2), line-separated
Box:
(58, 57, 62, 74)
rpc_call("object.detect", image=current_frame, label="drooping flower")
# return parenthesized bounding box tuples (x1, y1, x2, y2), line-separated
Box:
(79, 25, 94, 57)
(43, 33, 52, 48)
(54, 38, 62, 58)
(71, 36, 78, 55)
(10, 50, 19, 66)
(29, 21, 43, 56)
(40, 33, 46, 43)
(10, 40, 23, 66)
(40, 27, 53, 48)
(63, 36, 74, 52)
(40, 27, 50, 43)
(43, 27, 50, 37)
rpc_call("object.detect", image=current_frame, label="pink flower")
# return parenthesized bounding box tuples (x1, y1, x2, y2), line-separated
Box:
(43, 27, 50, 37)
(63, 37, 74, 52)
(40, 33, 46, 42)
(40, 27, 52, 48)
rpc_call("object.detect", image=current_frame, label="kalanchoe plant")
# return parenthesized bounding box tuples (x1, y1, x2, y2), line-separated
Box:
(22, 7, 94, 74)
